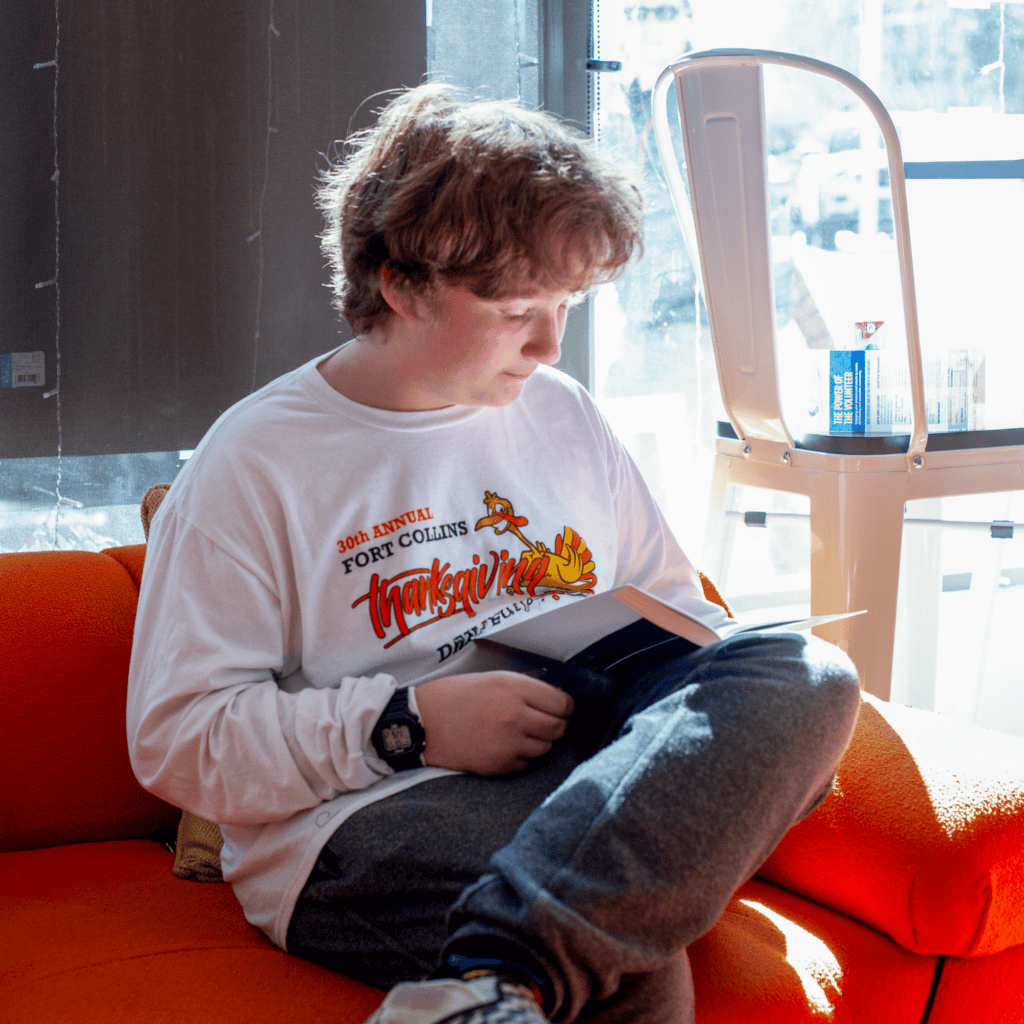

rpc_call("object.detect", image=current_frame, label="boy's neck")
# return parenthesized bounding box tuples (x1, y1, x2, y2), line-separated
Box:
(317, 332, 452, 413)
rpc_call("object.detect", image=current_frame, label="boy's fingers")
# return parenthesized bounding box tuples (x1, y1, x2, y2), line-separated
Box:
(516, 734, 553, 760)
(515, 675, 575, 717)
(521, 706, 570, 742)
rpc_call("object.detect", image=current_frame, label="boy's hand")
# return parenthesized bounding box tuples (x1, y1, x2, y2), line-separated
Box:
(414, 672, 575, 775)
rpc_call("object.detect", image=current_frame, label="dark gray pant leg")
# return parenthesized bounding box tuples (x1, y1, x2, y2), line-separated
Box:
(446, 632, 861, 1023)
(285, 744, 583, 990)
(289, 631, 860, 1023)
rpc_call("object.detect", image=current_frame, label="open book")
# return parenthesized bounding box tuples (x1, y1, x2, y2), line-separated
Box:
(613, 586, 866, 648)
(484, 584, 866, 664)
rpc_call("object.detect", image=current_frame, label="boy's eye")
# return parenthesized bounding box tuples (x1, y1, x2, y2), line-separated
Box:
(498, 293, 580, 321)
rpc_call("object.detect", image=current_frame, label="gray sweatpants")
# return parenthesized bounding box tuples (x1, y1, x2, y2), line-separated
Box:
(287, 629, 861, 1023)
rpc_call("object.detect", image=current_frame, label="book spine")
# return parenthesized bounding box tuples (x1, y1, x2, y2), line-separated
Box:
(829, 350, 866, 433)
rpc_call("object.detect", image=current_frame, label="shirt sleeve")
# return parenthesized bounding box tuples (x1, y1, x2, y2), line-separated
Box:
(126, 507, 397, 826)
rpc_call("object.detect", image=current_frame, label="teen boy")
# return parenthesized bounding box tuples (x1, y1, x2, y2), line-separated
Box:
(127, 85, 861, 1024)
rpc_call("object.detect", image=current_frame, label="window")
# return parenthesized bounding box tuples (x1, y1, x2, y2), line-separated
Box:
(590, 0, 1024, 734)
(428, 0, 541, 107)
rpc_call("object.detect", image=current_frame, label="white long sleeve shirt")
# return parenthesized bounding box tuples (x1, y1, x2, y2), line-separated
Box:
(127, 353, 731, 949)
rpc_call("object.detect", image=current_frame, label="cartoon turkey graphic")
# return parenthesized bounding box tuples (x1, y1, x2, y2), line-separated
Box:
(474, 491, 597, 595)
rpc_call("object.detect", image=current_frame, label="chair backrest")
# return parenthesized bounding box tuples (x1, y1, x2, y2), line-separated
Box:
(652, 49, 929, 471)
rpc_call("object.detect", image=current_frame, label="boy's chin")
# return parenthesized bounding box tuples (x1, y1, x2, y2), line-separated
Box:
(464, 376, 531, 408)
(492, 379, 530, 405)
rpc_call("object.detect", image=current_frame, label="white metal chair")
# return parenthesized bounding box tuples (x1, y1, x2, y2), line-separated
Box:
(652, 49, 1024, 698)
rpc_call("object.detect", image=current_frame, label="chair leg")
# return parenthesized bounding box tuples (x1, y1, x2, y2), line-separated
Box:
(898, 497, 942, 711)
(807, 470, 909, 700)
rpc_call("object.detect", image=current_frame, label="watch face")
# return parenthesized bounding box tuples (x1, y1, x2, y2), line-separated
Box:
(381, 722, 414, 755)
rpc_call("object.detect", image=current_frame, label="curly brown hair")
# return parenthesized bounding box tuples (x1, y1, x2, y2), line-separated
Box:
(317, 84, 644, 336)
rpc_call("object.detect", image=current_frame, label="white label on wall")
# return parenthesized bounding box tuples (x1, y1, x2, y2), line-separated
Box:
(0, 352, 45, 388)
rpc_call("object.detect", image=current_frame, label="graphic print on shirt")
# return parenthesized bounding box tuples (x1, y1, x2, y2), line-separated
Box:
(348, 490, 598, 651)
(474, 491, 597, 594)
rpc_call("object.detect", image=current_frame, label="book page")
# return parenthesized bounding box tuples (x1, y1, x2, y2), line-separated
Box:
(489, 584, 866, 662)
(614, 586, 866, 645)
(486, 590, 643, 662)
(613, 586, 725, 646)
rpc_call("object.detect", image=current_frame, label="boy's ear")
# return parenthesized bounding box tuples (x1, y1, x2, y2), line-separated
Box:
(379, 267, 428, 323)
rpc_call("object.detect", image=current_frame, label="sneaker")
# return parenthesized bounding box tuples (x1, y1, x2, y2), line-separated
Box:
(363, 974, 546, 1024)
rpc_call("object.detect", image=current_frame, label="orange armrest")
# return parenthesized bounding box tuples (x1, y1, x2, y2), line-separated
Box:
(757, 694, 1024, 958)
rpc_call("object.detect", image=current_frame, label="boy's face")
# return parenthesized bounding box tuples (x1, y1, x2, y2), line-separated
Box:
(395, 282, 573, 410)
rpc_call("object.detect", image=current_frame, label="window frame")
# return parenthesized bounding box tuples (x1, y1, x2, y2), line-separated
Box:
(542, 0, 596, 391)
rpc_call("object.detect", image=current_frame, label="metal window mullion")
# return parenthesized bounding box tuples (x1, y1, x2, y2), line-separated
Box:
(903, 159, 1024, 180)
(724, 510, 1023, 536)
(542, 0, 593, 390)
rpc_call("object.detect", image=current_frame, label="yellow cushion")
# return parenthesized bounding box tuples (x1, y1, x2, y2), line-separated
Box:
(172, 811, 225, 882)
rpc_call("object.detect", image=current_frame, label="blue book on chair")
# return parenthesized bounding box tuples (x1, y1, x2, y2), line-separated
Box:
(829, 350, 866, 433)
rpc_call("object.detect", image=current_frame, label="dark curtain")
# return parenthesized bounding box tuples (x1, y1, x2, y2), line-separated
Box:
(1, 0, 426, 457)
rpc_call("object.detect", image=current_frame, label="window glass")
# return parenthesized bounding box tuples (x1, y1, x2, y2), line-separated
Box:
(894, 491, 1024, 739)
(428, 0, 539, 106)
(592, 0, 1024, 732)
(592, 2, 710, 553)
(0, 452, 185, 553)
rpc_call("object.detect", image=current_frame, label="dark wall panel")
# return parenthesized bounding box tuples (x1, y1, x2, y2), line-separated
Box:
(1, 0, 426, 457)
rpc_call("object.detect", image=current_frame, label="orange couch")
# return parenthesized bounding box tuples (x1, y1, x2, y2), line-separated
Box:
(3, 544, 1023, 1023)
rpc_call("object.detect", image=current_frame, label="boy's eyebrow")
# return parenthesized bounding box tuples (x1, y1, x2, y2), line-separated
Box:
(495, 289, 589, 306)
(493, 280, 593, 300)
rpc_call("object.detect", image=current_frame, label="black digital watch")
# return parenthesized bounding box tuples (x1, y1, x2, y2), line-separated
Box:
(371, 687, 426, 771)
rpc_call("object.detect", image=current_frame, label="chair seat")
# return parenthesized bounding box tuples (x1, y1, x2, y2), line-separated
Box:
(718, 419, 1024, 455)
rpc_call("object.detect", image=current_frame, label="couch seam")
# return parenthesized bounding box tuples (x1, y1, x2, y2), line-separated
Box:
(100, 547, 143, 595)
(917, 955, 946, 1024)
(963, 880, 994, 956)
(5, 943, 286, 992)
(907, 868, 920, 949)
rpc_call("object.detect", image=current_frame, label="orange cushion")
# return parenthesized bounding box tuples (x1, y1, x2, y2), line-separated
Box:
(3, 840, 939, 1024)
(698, 569, 732, 617)
(924, 944, 1024, 1024)
(690, 877, 939, 1023)
(104, 542, 147, 591)
(759, 694, 1024, 958)
(0, 839, 385, 1024)
(0, 551, 178, 852)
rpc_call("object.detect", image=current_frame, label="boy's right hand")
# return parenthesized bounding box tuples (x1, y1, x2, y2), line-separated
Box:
(414, 672, 575, 775)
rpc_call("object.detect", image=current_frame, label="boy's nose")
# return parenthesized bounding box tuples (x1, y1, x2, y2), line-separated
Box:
(527, 311, 564, 365)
